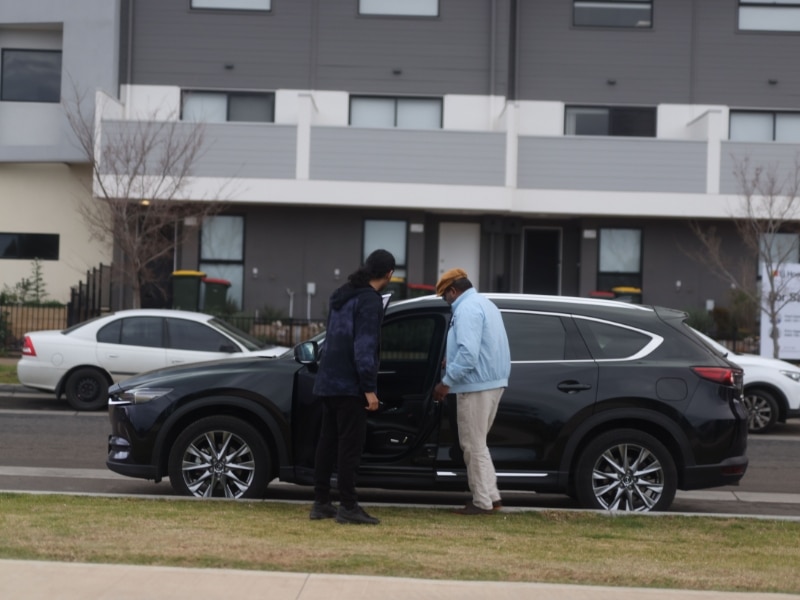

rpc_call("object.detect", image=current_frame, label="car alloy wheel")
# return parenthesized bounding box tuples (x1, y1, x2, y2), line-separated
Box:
(168, 416, 270, 499)
(742, 389, 778, 434)
(576, 429, 677, 512)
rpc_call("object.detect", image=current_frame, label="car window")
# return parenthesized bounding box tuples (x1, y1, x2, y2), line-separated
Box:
(64, 313, 108, 335)
(501, 311, 567, 361)
(575, 317, 652, 360)
(167, 318, 238, 352)
(97, 320, 122, 344)
(119, 317, 164, 348)
(381, 317, 437, 361)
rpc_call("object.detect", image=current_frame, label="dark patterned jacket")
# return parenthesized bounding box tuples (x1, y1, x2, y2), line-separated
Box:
(312, 283, 384, 398)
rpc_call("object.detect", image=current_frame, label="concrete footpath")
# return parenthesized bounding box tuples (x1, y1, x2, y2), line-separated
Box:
(1, 560, 798, 600)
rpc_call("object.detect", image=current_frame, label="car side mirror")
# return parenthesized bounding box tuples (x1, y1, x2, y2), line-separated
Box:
(294, 341, 320, 371)
(219, 343, 239, 353)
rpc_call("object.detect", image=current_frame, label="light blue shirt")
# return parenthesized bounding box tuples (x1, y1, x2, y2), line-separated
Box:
(442, 288, 511, 393)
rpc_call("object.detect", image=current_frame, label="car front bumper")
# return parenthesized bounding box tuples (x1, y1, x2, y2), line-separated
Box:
(107, 434, 161, 481)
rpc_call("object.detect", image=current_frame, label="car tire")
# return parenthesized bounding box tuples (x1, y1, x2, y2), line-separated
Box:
(168, 416, 271, 499)
(575, 429, 677, 512)
(64, 367, 109, 411)
(743, 388, 779, 434)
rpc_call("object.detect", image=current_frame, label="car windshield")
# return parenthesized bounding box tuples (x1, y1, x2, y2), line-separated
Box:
(209, 317, 268, 351)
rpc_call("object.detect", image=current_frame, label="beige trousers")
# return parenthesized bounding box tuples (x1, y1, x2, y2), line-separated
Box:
(456, 387, 504, 510)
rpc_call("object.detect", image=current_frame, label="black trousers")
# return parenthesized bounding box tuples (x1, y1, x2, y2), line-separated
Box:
(313, 395, 367, 509)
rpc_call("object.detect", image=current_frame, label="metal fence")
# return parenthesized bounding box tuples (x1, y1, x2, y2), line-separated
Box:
(219, 315, 325, 347)
(0, 303, 68, 354)
(67, 264, 113, 327)
(0, 301, 323, 355)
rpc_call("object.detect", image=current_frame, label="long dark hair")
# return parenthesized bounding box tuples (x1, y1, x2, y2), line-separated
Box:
(348, 249, 396, 287)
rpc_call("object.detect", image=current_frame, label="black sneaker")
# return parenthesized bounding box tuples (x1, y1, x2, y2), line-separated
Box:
(309, 501, 337, 520)
(336, 504, 380, 525)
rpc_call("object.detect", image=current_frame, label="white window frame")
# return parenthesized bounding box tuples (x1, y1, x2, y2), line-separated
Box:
(565, 105, 656, 137)
(730, 110, 800, 142)
(358, 0, 438, 17)
(181, 90, 275, 123)
(364, 220, 407, 280)
(599, 229, 641, 274)
(190, 0, 271, 11)
(0, 49, 62, 103)
(739, 1, 800, 32)
(573, 0, 653, 28)
(350, 96, 442, 130)
(200, 215, 245, 310)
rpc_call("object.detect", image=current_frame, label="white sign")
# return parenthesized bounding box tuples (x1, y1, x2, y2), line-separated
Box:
(760, 263, 800, 358)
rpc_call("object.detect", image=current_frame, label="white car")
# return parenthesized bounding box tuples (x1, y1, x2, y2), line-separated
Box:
(17, 309, 289, 411)
(693, 329, 800, 434)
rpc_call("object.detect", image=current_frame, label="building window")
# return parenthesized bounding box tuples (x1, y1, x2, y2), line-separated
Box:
(200, 215, 244, 310)
(350, 96, 442, 129)
(597, 228, 642, 292)
(739, 1, 800, 32)
(182, 91, 275, 123)
(760, 233, 800, 266)
(359, 0, 438, 17)
(190, 0, 271, 10)
(573, 1, 652, 28)
(364, 220, 407, 280)
(0, 49, 62, 103)
(730, 111, 800, 142)
(0, 233, 59, 260)
(565, 106, 656, 137)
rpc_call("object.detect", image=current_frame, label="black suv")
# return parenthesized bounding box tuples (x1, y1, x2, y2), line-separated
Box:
(107, 294, 748, 512)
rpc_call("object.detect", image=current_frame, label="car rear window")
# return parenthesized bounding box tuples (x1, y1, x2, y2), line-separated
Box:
(120, 317, 164, 348)
(575, 317, 654, 360)
(167, 318, 236, 352)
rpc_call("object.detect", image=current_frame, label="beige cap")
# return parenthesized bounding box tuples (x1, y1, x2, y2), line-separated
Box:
(435, 268, 469, 296)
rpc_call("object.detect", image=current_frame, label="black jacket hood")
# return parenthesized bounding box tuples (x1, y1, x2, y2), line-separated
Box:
(330, 283, 377, 310)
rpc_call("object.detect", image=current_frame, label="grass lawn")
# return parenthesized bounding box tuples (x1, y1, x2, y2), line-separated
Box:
(0, 363, 18, 384)
(1, 493, 799, 594)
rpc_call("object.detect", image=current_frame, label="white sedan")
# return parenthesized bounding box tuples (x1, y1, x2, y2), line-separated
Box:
(17, 309, 289, 411)
(693, 329, 800, 434)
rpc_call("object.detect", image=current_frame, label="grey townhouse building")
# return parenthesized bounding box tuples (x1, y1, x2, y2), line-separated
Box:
(3, 0, 800, 323)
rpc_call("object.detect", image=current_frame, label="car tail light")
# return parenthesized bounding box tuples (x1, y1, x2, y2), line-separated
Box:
(21, 336, 36, 357)
(691, 366, 740, 386)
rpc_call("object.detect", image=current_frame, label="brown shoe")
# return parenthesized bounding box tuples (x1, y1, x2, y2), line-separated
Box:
(453, 501, 494, 515)
(492, 500, 503, 511)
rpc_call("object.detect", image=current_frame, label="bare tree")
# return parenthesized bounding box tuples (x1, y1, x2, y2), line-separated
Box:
(690, 156, 800, 357)
(64, 89, 228, 308)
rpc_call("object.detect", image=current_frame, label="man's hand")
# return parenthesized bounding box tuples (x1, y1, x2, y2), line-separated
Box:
(433, 382, 450, 402)
(364, 391, 380, 411)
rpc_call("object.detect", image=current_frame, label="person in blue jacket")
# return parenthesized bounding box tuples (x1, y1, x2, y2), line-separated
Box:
(433, 268, 511, 515)
(309, 249, 395, 525)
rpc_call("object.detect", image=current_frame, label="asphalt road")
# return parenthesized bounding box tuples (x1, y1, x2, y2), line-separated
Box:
(2, 391, 800, 516)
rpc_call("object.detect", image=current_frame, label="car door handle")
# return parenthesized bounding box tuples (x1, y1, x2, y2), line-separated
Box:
(557, 381, 593, 393)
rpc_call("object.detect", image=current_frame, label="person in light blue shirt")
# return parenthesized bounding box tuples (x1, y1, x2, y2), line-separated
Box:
(433, 268, 511, 515)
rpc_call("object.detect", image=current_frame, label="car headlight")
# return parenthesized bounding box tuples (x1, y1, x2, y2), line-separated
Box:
(780, 370, 800, 383)
(109, 387, 173, 406)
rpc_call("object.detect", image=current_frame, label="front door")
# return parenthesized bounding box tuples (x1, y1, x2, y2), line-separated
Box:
(522, 228, 561, 295)
(438, 222, 481, 287)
